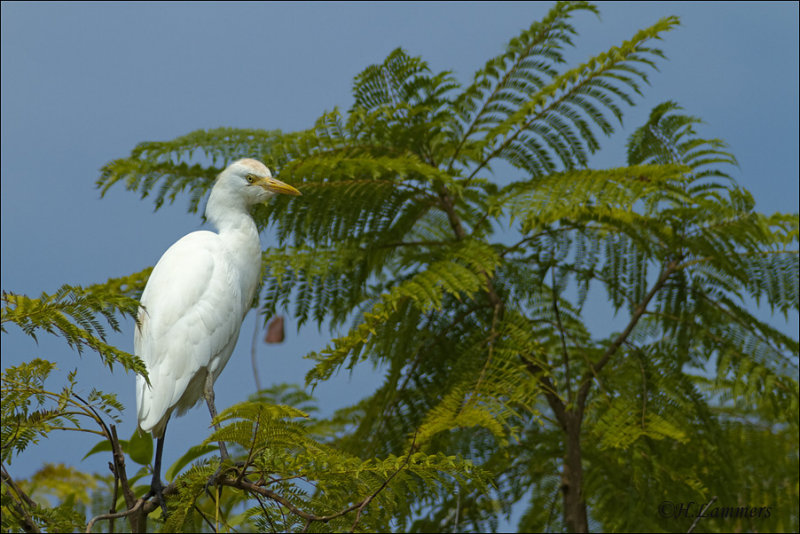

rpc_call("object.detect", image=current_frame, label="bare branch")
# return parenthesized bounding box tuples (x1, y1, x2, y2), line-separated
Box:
(687, 496, 718, 533)
(86, 499, 144, 533)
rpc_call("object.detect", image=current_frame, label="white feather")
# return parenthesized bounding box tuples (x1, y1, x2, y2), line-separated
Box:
(134, 158, 299, 438)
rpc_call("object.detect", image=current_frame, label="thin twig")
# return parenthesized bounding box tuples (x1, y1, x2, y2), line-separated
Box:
(377, 239, 451, 249)
(1, 464, 37, 508)
(1, 464, 40, 533)
(71, 393, 112, 439)
(350, 432, 418, 532)
(467, 303, 501, 409)
(237, 413, 262, 484)
(576, 258, 680, 415)
(109, 425, 137, 509)
(687, 496, 717, 533)
(518, 353, 568, 431)
(551, 262, 571, 403)
(222, 479, 333, 521)
(86, 499, 144, 533)
(251, 313, 262, 392)
(498, 225, 577, 259)
(107, 461, 119, 534)
(214, 433, 420, 531)
(193, 503, 217, 533)
(71, 394, 123, 532)
(254, 494, 278, 533)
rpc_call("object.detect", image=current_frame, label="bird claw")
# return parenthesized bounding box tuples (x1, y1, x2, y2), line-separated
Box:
(204, 459, 248, 501)
(145, 476, 168, 516)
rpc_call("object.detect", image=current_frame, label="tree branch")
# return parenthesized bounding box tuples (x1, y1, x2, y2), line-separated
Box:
(350, 433, 417, 532)
(551, 263, 572, 403)
(86, 499, 144, 533)
(214, 433, 419, 530)
(576, 258, 680, 415)
(109, 425, 138, 511)
(519, 354, 568, 431)
(687, 496, 718, 533)
(436, 181, 572, 430)
(1, 464, 40, 533)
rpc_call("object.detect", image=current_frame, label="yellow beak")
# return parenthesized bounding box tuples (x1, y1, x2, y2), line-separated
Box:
(259, 176, 301, 196)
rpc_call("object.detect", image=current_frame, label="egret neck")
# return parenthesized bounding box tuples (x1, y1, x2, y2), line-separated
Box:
(205, 179, 262, 315)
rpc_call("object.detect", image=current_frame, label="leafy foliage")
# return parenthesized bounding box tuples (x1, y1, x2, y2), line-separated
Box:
(1, 360, 125, 465)
(4, 2, 798, 533)
(1, 270, 151, 375)
(155, 399, 491, 533)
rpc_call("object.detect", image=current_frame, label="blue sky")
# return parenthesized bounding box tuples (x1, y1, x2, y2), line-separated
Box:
(1, 1, 797, 529)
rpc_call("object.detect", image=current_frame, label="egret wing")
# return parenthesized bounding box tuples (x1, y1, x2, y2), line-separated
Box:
(135, 230, 242, 433)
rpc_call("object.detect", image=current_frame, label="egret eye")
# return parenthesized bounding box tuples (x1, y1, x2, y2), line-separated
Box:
(245, 174, 257, 184)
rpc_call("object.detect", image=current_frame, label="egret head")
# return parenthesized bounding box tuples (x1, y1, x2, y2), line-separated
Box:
(206, 158, 300, 225)
(223, 158, 301, 204)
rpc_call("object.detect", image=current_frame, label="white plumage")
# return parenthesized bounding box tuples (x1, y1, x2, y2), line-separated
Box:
(134, 158, 300, 504)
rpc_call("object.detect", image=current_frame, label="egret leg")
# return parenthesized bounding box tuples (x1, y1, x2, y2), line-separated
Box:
(204, 372, 229, 460)
(203, 373, 232, 502)
(145, 433, 168, 514)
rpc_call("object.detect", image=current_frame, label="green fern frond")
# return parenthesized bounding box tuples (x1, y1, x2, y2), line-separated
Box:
(305, 239, 499, 386)
(2, 360, 124, 464)
(2, 270, 150, 375)
(449, 1, 599, 167)
(627, 100, 738, 183)
(495, 164, 687, 235)
(471, 15, 679, 176)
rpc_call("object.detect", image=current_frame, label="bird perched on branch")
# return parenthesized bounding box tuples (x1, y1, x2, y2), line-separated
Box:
(134, 158, 301, 510)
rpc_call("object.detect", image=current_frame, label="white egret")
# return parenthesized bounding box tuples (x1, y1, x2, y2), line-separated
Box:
(134, 158, 300, 508)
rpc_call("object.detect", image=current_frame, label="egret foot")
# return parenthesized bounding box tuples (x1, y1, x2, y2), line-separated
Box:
(204, 459, 248, 502)
(145, 475, 168, 516)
